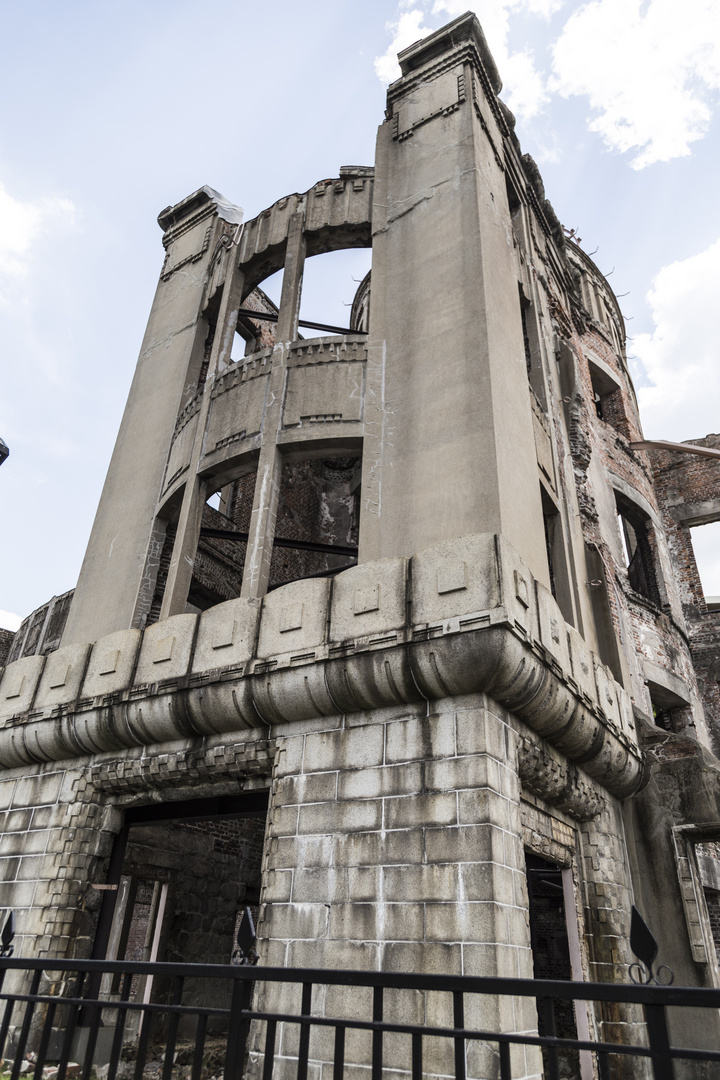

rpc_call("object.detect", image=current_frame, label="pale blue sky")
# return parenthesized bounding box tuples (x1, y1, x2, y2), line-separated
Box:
(2, 0, 720, 627)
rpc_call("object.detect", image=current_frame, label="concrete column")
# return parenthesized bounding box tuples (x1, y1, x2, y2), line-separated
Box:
(359, 17, 548, 587)
(276, 211, 306, 342)
(241, 216, 306, 598)
(159, 244, 247, 619)
(62, 188, 243, 646)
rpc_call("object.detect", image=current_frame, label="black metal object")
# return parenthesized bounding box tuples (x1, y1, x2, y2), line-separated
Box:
(236, 308, 366, 337)
(0, 957, 718, 1080)
(630, 905, 674, 986)
(199, 526, 358, 559)
(0, 438, 8, 467)
(0, 912, 13, 957)
(235, 908, 259, 966)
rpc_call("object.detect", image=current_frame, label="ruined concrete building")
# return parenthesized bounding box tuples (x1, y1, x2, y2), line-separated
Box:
(3, 10, 720, 1073)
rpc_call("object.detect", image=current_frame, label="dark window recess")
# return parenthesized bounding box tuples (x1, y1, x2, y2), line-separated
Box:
(540, 486, 575, 627)
(147, 472, 257, 624)
(197, 321, 215, 389)
(588, 359, 629, 436)
(519, 284, 546, 408)
(543, 509, 557, 599)
(647, 680, 690, 734)
(616, 495, 661, 606)
(521, 300, 533, 377)
(526, 853, 579, 1079)
(584, 543, 624, 684)
(269, 456, 360, 590)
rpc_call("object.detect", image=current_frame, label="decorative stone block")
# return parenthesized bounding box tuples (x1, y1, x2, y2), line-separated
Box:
(329, 558, 407, 642)
(256, 578, 329, 658)
(411, 534, 499, 623)
(0, 656, 45, 721)
(81, 629, 141, 698)
(134, 614, 197, 685)
(33, 643, 91, 711)
(192, 597, 259, 673)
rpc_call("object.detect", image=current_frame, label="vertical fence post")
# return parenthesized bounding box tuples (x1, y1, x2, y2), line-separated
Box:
(296, 982, 313, 1080)
(452, 990, 466, 1080)
(224, 974, 254, 1080)
(371, 985, 383, 1080)
(644, 1003, 674, 1080)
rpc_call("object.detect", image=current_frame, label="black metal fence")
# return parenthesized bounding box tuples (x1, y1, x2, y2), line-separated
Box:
(0, 956, 719, 1080)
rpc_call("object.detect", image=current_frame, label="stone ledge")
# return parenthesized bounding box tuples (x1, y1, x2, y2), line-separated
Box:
(0, 533, 641, 796)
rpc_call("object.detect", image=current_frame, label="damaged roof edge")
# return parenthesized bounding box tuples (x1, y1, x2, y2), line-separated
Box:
(157, 185, 243, 232)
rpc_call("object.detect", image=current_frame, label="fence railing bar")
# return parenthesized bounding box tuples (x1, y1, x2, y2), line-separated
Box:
(411, 1032, 423, 1080)
(539, 996, 560, 1080)
(79, 983, 104, 1080)
(498, 1040, 512, 1080)
(132, 1006, 154, 1080)
(222, 1006, 657, 1057)
(262, 1018, 277, 1080)
(332, 1024, 345, 1080)
(296, 982, 313, 1080)
(0, 996, 15, 1062)
(645, 1002, 674, 1080)
(161, 976, 184, 1080)
(1, 958, 720, 1078)
(224, 975, 253, 1080)
(0, 991, 230, 1019)
(598, 1050, 611, 1080)
(191, 1013, 208, 1080)
(32, 998, 57, 1080)
(371, 984, 383, 1080)
(3, 958, 720, 1008)
(56, 971, 86, 1080)
(107, 972, 133, 1080)
(11, 969, 42, 1080)
(453, 989, 466, 1080)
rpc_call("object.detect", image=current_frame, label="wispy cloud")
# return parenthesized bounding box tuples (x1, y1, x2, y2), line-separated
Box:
(375, 2, 556, 122)
(376, 0, 720, 167)
(0, 610, 22, 633)
(0, 181, 75, 287)
(634, 238, 720, 440)
(551, 0, 720, 168)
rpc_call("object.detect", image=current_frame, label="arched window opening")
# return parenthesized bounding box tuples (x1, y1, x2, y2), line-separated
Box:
(298, 248, 372, 336)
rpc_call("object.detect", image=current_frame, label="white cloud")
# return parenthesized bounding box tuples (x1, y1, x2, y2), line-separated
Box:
(376, 2, 555, 121)
(374, 9, 435, 84)
(0, 610, 22, 632)
(551, 0, 720, 168)
(634, 238, 720, 441)
(0, 182, 75, 281)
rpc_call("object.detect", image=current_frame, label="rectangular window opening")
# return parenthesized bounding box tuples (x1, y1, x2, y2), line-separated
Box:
(268, 453, 361, 590)
(689, 521, 720, 610)
(615, 495, 661, 607)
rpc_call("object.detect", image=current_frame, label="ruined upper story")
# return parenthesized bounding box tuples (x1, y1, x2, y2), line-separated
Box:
(2, 11, 718, 777)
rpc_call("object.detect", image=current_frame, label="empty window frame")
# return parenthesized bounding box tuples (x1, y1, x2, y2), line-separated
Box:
(615, 493, 662, 607)
(584, 543, 625, 685)
(541, 485, 575, 626)
(647, 679, 690, 734)
(689, 521, 720, 610)
(268, 454, 361, 590)
(519, 285, 547, 408)
(587, 356, 628, 433)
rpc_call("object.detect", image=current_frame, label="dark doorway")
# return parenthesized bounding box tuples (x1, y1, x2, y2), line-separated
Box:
(525, 853, 580, 1079)
(93, 792, 268, 1036)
